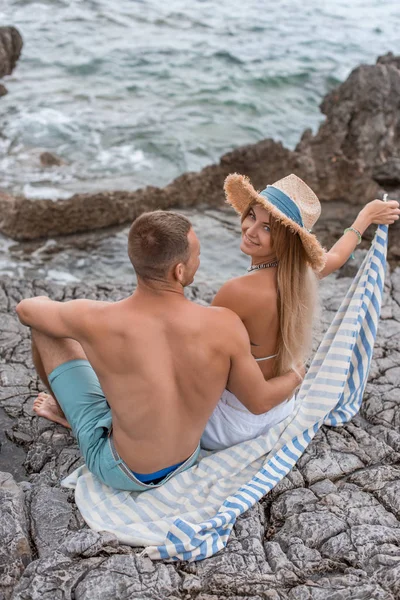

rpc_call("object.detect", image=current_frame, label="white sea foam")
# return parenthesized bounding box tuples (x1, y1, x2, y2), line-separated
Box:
(45, 270, 80, 283)
(22, 184, 72, 200)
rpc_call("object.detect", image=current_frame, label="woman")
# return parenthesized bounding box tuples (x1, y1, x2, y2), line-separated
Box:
(201, 173, 400, 450)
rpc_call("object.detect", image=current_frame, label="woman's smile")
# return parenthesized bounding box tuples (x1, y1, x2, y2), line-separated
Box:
(243, 233, 260, 247)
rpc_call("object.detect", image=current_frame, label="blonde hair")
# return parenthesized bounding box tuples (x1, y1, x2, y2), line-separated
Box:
(270, 214, 318, 376)
(242, 204, 318, 377)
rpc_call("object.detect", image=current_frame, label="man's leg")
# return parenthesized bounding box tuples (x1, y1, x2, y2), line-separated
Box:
(31, 329, 87, 428)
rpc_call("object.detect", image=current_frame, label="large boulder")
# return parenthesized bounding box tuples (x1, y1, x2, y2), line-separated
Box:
(0, 26, 23, 79)
(294, 52, 400, 204)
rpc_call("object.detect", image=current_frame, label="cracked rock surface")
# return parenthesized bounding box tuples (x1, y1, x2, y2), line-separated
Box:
(0, 267, 400, 599)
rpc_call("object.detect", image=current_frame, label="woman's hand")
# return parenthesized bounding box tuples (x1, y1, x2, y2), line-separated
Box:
(321, 197, 399, 279)
(360, 199, 400, 226)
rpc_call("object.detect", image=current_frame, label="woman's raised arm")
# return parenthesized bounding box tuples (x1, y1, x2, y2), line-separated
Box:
(319, 199, 400, 278)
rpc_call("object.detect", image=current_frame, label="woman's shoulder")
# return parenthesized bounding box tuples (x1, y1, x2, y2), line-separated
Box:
(217, 274, 250, 293)
(212, 274, 276, 317)
(214, 274, 256, 302)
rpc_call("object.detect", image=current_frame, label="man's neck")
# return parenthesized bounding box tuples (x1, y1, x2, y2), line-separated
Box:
(135, 277, 186, 299)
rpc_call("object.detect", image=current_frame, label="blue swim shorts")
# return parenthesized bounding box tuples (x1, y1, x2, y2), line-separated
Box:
(48, 359, 200, 491)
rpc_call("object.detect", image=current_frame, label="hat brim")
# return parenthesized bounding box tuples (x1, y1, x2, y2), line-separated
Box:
(224, 173, 326, 272)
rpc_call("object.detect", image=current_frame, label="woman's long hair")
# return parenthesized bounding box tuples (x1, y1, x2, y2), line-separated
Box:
(243, 204, 318, 377)
(270, 214, 318, 377)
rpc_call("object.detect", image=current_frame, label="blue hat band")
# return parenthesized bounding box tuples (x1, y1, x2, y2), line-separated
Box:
(259, 186, 304, 228)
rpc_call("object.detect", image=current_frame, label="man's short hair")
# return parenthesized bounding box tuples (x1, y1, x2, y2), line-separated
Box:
(128, 211, 192, 280)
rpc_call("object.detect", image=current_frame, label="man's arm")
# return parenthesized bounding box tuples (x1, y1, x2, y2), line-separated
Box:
(225, 311, 302, 415)
(319, 199, 400, 278)
(16, 296, 98, 339)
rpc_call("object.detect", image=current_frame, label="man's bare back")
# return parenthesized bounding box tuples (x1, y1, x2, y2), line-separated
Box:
(69, 294, 234, 472)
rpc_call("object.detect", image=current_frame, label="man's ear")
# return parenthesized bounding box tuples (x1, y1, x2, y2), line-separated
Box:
(174, 262, 185, 285)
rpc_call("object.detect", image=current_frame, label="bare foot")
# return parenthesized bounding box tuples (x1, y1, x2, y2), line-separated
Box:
(33, 392, 71, 429)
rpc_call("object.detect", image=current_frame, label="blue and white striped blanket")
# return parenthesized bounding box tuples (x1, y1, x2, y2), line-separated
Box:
(63, 226, 387, 562)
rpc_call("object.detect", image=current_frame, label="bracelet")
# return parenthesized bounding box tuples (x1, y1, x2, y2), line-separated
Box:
(344, 227, 362, 245)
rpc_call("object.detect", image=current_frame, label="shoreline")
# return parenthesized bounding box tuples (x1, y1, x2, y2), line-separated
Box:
(1, 53, 400, 265)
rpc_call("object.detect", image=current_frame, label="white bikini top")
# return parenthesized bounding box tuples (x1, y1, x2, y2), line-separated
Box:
(254, 353, 278, 362)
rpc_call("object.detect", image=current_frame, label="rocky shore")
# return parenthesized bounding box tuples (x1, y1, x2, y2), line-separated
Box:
(1, 52, 400, 263)
(1, 262, 400, 599)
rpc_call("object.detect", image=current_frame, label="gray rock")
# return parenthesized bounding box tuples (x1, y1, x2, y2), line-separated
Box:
(287, 573, 394, 599)
(0, 27, 23, 79)
(73, 555, 181, 600)
(30, 486, 73, 557)
(0, 472, 31, 600)
(0, 263, 399, 598)
(11, 551, 104, 600)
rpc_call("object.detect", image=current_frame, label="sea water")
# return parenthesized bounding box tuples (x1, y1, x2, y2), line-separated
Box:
(1, 0, 399, 200)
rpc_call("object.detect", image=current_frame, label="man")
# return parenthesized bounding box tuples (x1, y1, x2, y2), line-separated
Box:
(16, 211, 302, 492)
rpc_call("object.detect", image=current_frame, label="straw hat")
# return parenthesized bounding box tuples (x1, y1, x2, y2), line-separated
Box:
(224, 173, 326, 271)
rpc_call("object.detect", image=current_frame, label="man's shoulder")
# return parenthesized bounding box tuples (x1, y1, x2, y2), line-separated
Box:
(207, 304, 237, 318)
(64, 299, 114, 327)
(205, 304, 244, 335)
(65, 297, 110, 306)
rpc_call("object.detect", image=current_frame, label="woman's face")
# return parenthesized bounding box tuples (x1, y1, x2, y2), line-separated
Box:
(240, 204, 274, 259)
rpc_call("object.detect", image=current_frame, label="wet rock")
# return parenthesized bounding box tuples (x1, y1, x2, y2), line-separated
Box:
(39, 152, 66, 168)
(0, 26, 23, 79)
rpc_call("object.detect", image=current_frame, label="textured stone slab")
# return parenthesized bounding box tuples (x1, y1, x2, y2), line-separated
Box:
(0, 265, 399, 598)
(0, 472, 31, 600)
